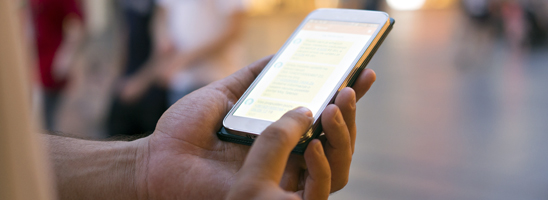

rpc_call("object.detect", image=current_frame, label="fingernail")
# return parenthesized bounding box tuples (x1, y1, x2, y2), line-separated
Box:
(295, 107, 312, 117)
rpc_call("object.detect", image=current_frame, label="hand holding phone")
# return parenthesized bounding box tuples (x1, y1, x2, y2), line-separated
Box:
(227, 107, 332, 200)
(136, 53, 376, 198)
(219, 9, 394, 153)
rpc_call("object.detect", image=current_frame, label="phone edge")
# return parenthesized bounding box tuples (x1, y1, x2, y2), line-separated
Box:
(218, 18, 396, 154)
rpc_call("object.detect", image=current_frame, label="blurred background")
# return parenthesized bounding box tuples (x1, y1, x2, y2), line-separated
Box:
(20, 0, 548, 199)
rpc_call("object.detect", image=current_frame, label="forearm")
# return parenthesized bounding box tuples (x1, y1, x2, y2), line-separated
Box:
(43, 134, 148, 200)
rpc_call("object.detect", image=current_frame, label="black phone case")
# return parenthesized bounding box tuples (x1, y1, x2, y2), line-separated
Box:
(217, 18, 395, 154)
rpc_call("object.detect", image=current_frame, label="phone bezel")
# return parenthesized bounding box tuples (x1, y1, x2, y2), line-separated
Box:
(223, 9, 390, 136)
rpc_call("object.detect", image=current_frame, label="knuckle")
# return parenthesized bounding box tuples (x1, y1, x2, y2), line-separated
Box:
(287, 112, 312, 127)
(263, 125, 293, 146)
(348, 98, 356, 111)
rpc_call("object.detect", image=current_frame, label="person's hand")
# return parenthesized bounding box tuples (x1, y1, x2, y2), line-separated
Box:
(118, 77, 150, 104)
(133, 55, 377, 199)
(227, 107, 331, 200)
(52, 16, 84, 82)
(118, 54, 174, 103)
(154, 52, 195, 87)
(51, 47, 76, 82)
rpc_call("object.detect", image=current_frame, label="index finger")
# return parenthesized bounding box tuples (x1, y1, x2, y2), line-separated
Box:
(352, 68, 376, 101)
(239, 107, 313, 183)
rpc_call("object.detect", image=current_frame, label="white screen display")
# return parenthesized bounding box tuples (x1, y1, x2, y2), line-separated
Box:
(234, 20, 379, 122)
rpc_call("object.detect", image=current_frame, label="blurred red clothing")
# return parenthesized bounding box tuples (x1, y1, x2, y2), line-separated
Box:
(30, 0, 83, 91)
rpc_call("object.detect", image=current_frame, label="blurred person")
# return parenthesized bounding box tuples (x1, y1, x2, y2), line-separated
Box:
(521, 0, 548, 46)
(462, 0, 492, 20)
(493, 0, 548, 48)
(29, 0, 85, 130)
(499, 0, 527, 49)
(106, 0, 168, 137)
(153, 0, 246, 105)
(107, 0, 245, 137)
(472, 0, 547, 48)
(457, 0, 498, 70)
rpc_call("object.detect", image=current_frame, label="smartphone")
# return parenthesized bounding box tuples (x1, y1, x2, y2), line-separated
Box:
(218, 9, 395, 154)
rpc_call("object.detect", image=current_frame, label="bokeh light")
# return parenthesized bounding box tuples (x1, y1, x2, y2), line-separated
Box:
(315, 0, 340, 8)
(387, 0, 426, 10)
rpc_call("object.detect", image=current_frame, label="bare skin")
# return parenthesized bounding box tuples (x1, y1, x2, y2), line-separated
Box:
(46, 56, 377, 199)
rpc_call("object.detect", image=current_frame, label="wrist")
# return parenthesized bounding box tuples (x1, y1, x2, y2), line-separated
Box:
(133, 137, 151, 200)
(46, 135, 146, 200)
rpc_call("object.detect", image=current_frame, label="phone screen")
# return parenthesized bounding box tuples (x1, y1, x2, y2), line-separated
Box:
(233, 19, 380, 122)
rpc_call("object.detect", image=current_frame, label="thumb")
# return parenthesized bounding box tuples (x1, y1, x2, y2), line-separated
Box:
(239, 107, 313, 183)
